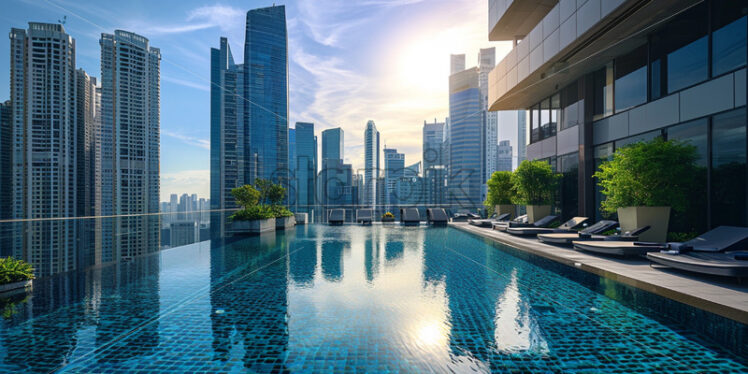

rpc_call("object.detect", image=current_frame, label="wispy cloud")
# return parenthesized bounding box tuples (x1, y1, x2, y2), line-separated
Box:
(162, 75, 209, 92)
(162, 129, 210, 149)
(132, 4, 244, 35)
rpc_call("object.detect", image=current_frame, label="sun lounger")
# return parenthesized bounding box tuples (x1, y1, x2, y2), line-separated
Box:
(493, 214, 528, 231)
(469, 213, 511, 227)
(507, 216, 588, 236)
(426, 208, 449, 225)
(537, 220, 620, 245)
(452, 212, 480, 222)
(575, 226, 748, 258)
(356, 209, 373, 225)
(497, 215, 558, 233)
(328, 209, 345, 225)
(400, 208, 421, 226)
(646, 226, 748, 277)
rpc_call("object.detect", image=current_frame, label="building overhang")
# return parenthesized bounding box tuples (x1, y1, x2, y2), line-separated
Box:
(489, 0, 558, 41)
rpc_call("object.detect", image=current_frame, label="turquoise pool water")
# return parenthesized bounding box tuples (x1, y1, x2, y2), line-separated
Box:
(0, 225, 745, 372)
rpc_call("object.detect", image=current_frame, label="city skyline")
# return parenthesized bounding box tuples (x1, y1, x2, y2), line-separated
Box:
(0, 0, 515, 200)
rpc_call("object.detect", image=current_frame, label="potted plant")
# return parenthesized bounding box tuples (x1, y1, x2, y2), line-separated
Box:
(511, 160, 559, 223)
(228, 184, 276, 234)
(594, 138, 698, 242)
(0, 257, 34, 295)
(381, 212, 395, 222)
(255, 179, 296, 230)
(485, 171, 516, 219)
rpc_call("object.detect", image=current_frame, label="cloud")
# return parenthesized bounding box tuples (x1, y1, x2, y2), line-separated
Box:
(160, 169, 209, 201)
(162, 129, 210, 149)
(133, 4, 245, 35)
(162, 75, 210, 92)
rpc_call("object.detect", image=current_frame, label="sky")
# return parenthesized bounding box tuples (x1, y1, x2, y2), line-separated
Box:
(0, 0, 516, 201)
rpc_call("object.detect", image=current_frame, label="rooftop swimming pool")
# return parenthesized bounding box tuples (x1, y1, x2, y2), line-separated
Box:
(0, 225, 745, 372)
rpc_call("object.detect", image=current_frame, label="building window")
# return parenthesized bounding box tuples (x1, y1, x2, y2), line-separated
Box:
(711, 1, 748, 77)
(711, 108, 747, 227)
(558, 152, 579, 220)
(592, 62, 613, 121)
(561, 82, 581, 130)
(531, 103, 540, 143)
(650, 2, 708, 98)
(593, 143, 614, 221)
(614, 44, 647, 112)
(614, 130, 662, 150)
(666, 118, 708, 233)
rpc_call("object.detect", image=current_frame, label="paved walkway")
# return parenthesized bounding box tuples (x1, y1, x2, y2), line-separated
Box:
(451, 222, 748, 324)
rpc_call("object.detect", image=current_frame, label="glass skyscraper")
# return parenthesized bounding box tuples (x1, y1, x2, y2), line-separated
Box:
(448, 67, 483, 209)
(364, 120, 380, 208)
(295, 122, 317, 214)
(244, 5, 288, 186)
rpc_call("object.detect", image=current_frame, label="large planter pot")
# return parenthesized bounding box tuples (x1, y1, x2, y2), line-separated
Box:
(526, 205, 551, 223)
(618, 206, 670, 242)
(381, 217, 395, 223)
(0, 280, 32, 296)
(294, 213, 308, 225)
(228, 218, 276, 235)
(276, 216, 296, 230)
(495, 204, 515, 219)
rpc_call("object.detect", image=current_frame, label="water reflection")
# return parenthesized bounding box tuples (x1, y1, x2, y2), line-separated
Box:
(494, 269, 549, 354)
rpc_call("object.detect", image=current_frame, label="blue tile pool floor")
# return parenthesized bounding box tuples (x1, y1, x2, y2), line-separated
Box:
(0, 225, 746, 372)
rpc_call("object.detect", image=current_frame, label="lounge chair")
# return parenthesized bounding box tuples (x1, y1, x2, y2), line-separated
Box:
(356, 209, 373, 225)
(328, 209, 345, 225)
(507, 216, 588, 236)
(400, 208, 421, 226)
(492, 214, 528, 231)
(426, 208, 449, 225)
(646, 226, 748, 277)
(571, 225, 744, 257)
(469, 213, 511, 227)
(537, 220, 622, 245)
(452, 212, 480, 222)
(496, 215, 558, 233)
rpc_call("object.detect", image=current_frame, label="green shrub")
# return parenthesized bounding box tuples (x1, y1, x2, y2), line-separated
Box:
(255, 178, 286, 205)
(229, 205, 274, 221)
(231, 185, 260, 209)
(271, 205, 294, 218)
(0, 257, 34, 285)
(593, 138, 698, 213)
(511, 160, 559, 205)
(484, 171, 515, 211)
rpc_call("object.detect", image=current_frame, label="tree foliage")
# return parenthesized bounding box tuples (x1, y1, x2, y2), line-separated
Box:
(231, 185, 260, 210)
(593, 137, 698, 213)
(484, 171, 515, 210)
(0, 257, 34, 285)
(511, 160, 559, 205)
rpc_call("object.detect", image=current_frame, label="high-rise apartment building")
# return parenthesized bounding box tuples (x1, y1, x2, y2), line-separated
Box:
(294, 122, 317, 213)
(363, 120, 380, 208)
(488, 0, 747, 227)
(9, 23, 78, 275)
(100, 30, 161, 260)
(448, 67, 484, 209)
(245, 5, 288, 185)
(0, 101, 11, 222)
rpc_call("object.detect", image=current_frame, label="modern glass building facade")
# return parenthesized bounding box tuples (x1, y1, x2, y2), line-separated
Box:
(488, 0, 748, 229)
(244, 5, 288, 187)
(449, 67, 484, 209)
(294, 122, 317, 213)
(364, 120, 380, 208)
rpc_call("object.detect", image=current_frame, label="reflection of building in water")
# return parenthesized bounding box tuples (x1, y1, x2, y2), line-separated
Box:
(384, 241, 404, 265)
(209, 233, 289, 370)
(494, 269, 548, 354)
(321, 240, 344, 282)
(364, 234, 380, 283)
(289, 237, 316, 285)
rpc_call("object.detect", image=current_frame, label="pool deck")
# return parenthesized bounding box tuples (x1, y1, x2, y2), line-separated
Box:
(451, 222, 748, 324)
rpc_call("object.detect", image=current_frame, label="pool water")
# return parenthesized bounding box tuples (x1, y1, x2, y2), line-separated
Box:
(0, 225, 745, 372)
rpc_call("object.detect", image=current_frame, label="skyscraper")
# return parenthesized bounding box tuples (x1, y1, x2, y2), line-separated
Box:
(210, 37, 244, 237)
(321, 128, 343, 162)
(364, 120, 380, 209)
(423, 119, 447, 206)
(450, 54, 466, 75)
(448, 67, 483, 209)
(295, 122, 317, 214)
(245, 5, 288, 185)
(100, 30, 161, 260)
(497, 140, 512, 172)
(9, 23, 78, 275)
(75, 69, 99, 219)
(383, 147, 405, 208)
(288, 127, 296, 207)
(0, 101, 11, 222)
(320, 128, 344, 208)
(478, 47, 497, 201)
